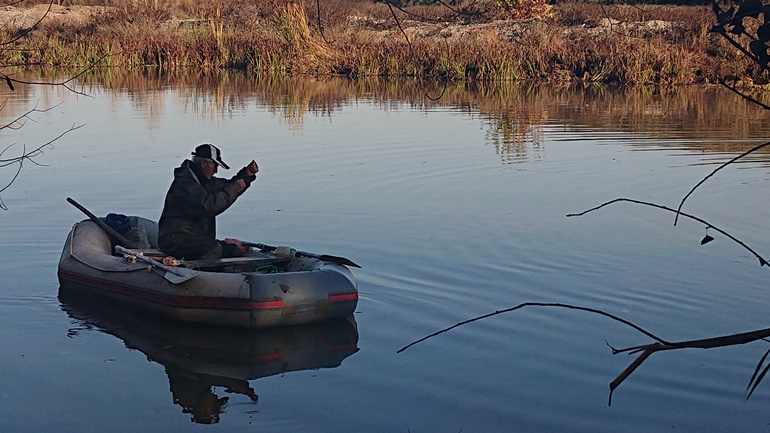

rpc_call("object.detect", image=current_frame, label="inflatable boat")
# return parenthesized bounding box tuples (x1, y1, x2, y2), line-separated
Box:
(57, 217, 359, 328)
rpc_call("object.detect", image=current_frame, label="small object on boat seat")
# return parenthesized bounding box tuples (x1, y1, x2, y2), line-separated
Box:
(274, 246, 297, 259)
(162, 256, 181, 267)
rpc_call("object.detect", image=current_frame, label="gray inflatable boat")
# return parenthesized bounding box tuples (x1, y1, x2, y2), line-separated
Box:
(58, 218, 358, 328)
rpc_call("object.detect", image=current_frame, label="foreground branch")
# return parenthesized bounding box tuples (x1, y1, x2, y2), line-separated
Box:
(398, 302, 770, 405)
(397, 302, 670, 354)
(0, 123, 84, 210)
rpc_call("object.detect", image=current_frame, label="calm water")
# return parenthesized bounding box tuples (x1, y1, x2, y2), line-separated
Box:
(2, 73, 770, 432)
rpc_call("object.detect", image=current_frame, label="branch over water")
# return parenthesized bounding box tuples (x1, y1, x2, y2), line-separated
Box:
(566, 197, 769, 267)
(398, 302, 770, 405)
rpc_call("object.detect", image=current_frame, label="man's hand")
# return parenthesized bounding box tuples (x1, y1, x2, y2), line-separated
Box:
(224, 238, 250, 253)
(246, 160, 259, 176)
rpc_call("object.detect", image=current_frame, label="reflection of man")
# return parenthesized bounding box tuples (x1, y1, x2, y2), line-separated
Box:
(166, 367, 259, 424)
(158, 144, 259, 260)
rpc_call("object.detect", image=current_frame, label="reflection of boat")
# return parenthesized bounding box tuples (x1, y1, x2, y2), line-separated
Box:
(57, 218, 358, 328)
(59, 290, 359, 424)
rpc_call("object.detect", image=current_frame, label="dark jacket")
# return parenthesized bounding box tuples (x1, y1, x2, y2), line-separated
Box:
(158, 159, 255, 260)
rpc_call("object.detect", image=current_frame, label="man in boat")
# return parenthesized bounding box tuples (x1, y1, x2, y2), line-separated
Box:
(158, 143, 259, 260)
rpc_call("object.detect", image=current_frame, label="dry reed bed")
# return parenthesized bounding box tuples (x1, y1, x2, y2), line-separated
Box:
(0, 0, 753, 85)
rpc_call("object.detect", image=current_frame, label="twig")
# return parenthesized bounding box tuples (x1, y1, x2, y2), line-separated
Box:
(710, 25, 764, 72)
(384, 0, 414, 55)
(674, 139, 770, 225)
(2, 50, 119, 98)
(424, 36, 451, 101)
(0, 0, 54, 47)
(747, 346, 770, 399)
(717, 78, 770, 111)
(386, 0, 487, 23)
(567, 197, 770, 267)
(397, 301, 669, 354)
(379, 1, 457, 101)
(314, 0, 333, 44)
(0, 101, 52, 132)
(607, 326, 770, 404)
(0, 123, 84, 207)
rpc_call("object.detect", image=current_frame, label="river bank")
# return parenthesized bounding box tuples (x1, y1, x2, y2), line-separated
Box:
(0, 1, 751, 85)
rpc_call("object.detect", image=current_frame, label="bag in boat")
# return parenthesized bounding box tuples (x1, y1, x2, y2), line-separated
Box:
(101, 213, 152, 249)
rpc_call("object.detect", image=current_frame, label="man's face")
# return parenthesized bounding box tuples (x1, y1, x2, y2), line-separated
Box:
(200, 159, 217, 179)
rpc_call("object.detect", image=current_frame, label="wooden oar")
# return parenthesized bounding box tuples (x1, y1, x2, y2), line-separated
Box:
(115, 245, 199, 284)
(66, 197, 137, 249)
(243, 242, 361, 268)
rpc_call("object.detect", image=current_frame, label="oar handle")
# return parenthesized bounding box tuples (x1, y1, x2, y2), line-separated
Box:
(67, 197, 137, 249)
(114, 245, 185, 277)
(242, 241, 361, 268)
(244, 242, 271, 251)
(243, 242, 294, 258)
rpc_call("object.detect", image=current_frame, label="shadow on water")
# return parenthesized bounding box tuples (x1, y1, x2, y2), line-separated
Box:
(57, 288, 359, 425)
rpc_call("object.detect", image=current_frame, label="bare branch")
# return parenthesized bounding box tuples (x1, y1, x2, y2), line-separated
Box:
(398, 301, 770, 405)
(388, 1, 485, 23)
(0, 0, 54, 47)
(0, 123, 84, 208)
(314, 0, 333, 45)
(397, 301, 670, 354)
(0, 101, 56, 132)
(567, 197, 770, 267)
(719, 80, 770, 110)
(1, 50, 119, 98)
(717, 78, 770, 111)
(674, 140, 770, 225)
(710, 25, 765, 73)
(384, 0, 414, 55)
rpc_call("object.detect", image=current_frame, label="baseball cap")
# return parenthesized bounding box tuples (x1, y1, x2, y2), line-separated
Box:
(192, 144, 229, 170)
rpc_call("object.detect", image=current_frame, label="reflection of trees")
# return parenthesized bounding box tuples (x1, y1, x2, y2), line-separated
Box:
(484, 110, 544, 164)
(68, 69, 770, 156)
(59, 289, 359, 424)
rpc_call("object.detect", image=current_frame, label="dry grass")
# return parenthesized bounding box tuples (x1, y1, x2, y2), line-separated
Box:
(0, 0, 754, 85)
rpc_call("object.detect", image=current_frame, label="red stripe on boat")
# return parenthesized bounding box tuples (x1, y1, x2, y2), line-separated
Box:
(58, 271, 283, 310)
(328, 344, 359, 352)
(329, 292, 358, 303)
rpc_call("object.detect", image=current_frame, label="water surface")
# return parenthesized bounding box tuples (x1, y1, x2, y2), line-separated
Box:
(2, 73, 770, 432)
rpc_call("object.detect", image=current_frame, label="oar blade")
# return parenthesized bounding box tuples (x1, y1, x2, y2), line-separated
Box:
(163, 268, 198, 284)
(317, 254, 362, 268)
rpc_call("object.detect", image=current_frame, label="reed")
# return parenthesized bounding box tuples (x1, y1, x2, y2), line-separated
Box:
(0, 0, 755, 85)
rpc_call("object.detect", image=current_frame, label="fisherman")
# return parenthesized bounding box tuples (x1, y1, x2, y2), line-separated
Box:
(158, 143, 259, 260)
